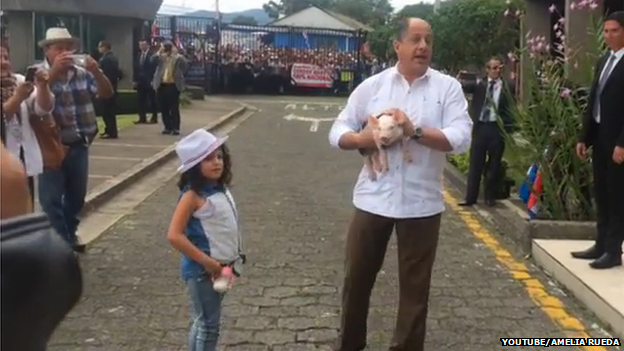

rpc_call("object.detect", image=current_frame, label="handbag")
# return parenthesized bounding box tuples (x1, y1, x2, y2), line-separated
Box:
(0, 212, 83, 351)
(28, 107, 66, 171)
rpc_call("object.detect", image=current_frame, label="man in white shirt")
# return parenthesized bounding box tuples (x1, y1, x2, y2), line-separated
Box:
(328, 18, 473, 351)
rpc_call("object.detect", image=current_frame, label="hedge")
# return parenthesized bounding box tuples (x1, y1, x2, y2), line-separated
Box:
(93, 87, 200, 117)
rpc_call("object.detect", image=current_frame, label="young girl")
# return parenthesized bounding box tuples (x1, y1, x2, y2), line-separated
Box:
(167, 129, 245, 351)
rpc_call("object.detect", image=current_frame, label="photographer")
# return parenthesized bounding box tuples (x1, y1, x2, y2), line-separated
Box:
(151, 41, 188, 136)
(34, 27, 113, 254)
(1, 43, 55, 207)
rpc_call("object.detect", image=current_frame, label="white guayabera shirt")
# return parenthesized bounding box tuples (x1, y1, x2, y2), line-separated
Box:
(329, 66, 473, 219)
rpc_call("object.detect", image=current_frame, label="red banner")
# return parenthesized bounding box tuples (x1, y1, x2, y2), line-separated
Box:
(291, 63, 333, 88)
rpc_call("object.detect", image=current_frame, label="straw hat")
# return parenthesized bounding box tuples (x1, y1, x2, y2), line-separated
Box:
(175, 129, 228, 173)
(38, 27, 81, 48)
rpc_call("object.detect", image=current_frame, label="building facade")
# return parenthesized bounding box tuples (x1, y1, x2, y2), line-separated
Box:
(0, 0, 162, 88)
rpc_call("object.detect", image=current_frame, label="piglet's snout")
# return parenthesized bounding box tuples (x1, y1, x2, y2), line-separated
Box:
(380, 136, 390, 144)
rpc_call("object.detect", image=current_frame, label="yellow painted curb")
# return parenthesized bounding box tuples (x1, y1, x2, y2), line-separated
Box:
(443, 190, 608, 351)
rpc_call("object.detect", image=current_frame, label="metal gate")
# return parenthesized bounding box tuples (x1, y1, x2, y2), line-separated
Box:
(149, 15, 219, 93)
(148, 15, 368, 96)
(216, 23, 367, 96)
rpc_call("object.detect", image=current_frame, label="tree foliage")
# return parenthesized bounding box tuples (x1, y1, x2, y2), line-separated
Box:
(428, 0, 521, 73)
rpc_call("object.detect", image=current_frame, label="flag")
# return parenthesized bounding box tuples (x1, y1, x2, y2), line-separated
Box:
(527, 169, 543, 219)
(302, 31, 310, 49)
(175, 36, 183, 50)
(518, 163, 538, 204)
(151, 22, 159, 46)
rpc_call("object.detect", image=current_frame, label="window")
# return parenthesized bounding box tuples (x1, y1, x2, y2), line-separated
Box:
(34, 13, 80, 60)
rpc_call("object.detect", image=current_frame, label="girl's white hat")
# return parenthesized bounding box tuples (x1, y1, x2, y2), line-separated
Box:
(175, 129, 228, 173)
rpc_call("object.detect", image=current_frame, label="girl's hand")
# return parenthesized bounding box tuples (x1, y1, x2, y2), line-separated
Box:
(203, 259, 223, 279)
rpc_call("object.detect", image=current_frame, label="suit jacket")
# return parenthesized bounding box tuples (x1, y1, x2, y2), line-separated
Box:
(133, 50, 156, 87)
(151, 53, 188, 92)
(579, 52, 624, 148)
(98, 51, 120, 93)
(464, 78, 516, 132)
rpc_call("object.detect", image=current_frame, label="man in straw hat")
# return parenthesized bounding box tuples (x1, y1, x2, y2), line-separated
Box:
(34, 27, 114, 253)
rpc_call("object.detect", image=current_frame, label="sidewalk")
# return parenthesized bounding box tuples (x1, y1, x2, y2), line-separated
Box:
(86, 100, 243, 194)
(46, 99, 616, 351)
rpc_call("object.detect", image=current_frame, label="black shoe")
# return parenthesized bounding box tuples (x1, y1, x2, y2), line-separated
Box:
(458, 201, 475, 207)
(571, 245, 603, 260)
(162, 129, 172, 135)
(589, 253, 622, 269)
(485, 199, 496, 207)
(134, 120, 148, 124)
(172, 130, 180, 136)
(100, 134, 118, 139)
(150, 118, 157, 124)
(73, 243, 86, 254)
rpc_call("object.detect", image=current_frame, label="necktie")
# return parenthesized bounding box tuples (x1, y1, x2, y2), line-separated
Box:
(480, 80, 497, 122)
(593, 54, 616, 122)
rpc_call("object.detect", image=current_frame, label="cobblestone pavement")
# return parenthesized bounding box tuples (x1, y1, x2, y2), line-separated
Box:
(49, 97, 616, 351)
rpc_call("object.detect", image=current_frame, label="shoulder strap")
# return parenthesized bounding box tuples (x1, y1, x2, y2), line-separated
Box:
(222, 189, 245, 262)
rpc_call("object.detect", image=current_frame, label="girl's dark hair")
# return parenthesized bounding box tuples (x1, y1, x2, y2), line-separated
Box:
(177, 144, 233, 192)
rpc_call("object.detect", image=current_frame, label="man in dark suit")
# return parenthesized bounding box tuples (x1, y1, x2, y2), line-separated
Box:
(572, 11, 624, 270)
(459, 56, 515, 207)
(98, 40, 121, 139)
(133, 39, 158, 124)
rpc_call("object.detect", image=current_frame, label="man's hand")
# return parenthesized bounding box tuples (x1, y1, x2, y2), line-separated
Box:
(49, 52, 73, 80)
(84, 55, 100, 75)
(576, 142, 588, 160)
(613, 146, 624, 164)
(357, 118, 377, 150)
(34, 69, 49, 88)
(14, 82, 34, 102)
(383, 108, 415, 136)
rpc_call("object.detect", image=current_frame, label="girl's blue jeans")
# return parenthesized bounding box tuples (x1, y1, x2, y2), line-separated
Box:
(186, 275, 224, 351)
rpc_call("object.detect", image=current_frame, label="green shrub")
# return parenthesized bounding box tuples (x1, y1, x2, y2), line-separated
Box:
(94, 89, 140, 116)
(447, 153, 470, 175)
(180, 91, 192, 107)
(185, 85, 205, 100)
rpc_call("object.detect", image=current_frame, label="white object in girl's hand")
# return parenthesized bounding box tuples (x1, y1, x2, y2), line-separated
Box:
(213, 266, 234, 293)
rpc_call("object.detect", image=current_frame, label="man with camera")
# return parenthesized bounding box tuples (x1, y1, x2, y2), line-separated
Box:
(151, 41, 187, 136)
(34, 27, 113, 253)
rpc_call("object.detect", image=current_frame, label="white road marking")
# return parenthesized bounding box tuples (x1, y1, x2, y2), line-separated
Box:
(244, 99, 345, 105)
(310, 120, 320, 132)
(283, 114, 335, 133)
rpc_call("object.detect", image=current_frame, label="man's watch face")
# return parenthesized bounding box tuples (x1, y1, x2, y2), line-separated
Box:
(413, 127, 424, 139)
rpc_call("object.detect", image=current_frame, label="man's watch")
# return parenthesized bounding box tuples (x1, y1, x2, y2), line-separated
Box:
(411, 127, 424, 140)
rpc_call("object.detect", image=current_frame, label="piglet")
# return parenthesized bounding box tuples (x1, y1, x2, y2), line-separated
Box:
(364, 114, 413, 181)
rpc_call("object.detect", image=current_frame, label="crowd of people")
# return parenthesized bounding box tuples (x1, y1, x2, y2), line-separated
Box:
(168, 38, 383, 94)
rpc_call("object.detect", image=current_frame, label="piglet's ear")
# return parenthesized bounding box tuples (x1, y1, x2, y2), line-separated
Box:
(367, 116, 378, 126)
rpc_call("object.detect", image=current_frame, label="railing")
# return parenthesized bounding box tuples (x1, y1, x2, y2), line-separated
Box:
(146, 15, 369, 96)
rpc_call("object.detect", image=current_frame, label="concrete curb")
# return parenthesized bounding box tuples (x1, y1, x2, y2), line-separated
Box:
(80, 106, 247, 216)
